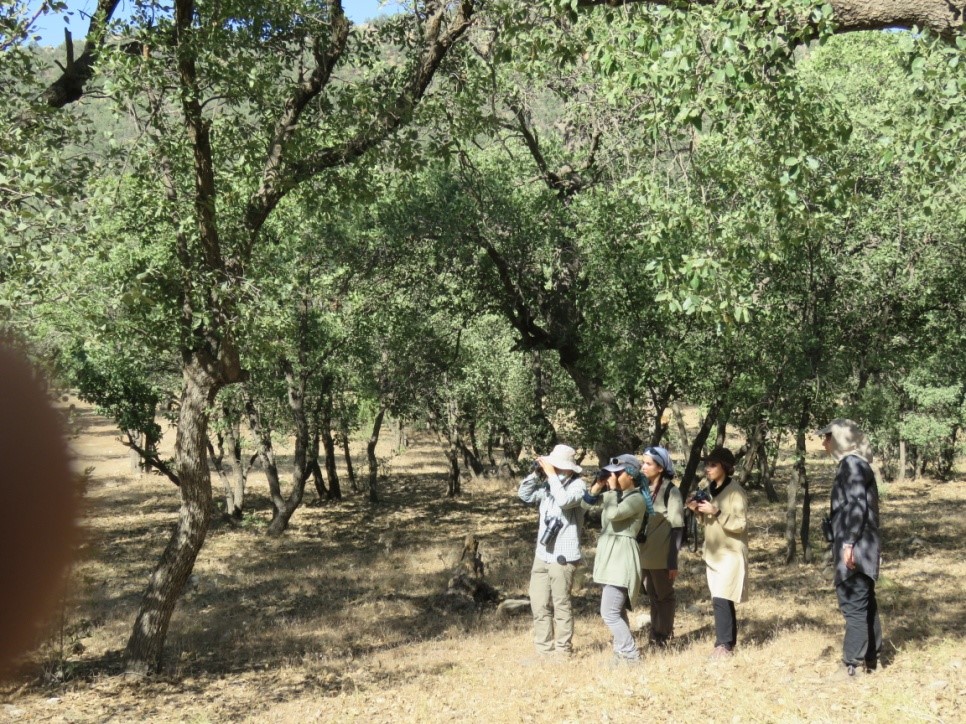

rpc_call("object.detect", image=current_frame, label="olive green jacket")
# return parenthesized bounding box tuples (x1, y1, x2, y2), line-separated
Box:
(592, 488, 647, 605)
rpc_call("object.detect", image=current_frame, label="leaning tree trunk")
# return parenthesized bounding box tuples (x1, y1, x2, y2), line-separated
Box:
(266, 361, 315, 536)
(763, 430, 782, 503)
(680, 405, 718, 500)
(367, 407, 386, 504)
(678, 371, 733, 500)
(737, 422, 767, 488)
(247, 398, 285, 515)
(310, 425, 328, 501)
(124, 358, 218, 674)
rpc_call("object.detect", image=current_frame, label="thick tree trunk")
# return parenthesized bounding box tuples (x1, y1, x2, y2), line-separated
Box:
(367, 407, 386, 504)
(124, 359, 217, 674)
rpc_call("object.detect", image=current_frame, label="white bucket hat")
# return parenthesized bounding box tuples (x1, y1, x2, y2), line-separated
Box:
(541, 444, 582, 474)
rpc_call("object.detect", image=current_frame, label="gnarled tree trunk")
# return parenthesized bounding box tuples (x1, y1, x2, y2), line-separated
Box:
(124, 358, 217, 674)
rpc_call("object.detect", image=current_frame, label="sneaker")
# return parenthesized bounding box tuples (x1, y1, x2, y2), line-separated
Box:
(709, 645, 733, 659)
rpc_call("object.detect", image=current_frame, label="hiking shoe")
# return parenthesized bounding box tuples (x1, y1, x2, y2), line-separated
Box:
(609, 653, 643, 668)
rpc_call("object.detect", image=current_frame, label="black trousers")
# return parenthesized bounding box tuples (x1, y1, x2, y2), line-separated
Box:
(712, 597, 737, 649)
(835, 572, 883, 667)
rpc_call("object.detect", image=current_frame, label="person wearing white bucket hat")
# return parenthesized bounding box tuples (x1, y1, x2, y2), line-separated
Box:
(518, 444, 588, 656)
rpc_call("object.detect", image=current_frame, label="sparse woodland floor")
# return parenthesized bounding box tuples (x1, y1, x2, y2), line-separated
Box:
(2, 401, 964, 723)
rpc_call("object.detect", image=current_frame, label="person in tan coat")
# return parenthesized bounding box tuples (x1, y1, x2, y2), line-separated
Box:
(687, 447, 748, 657)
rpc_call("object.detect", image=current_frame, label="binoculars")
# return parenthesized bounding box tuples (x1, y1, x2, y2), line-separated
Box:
(691, 488, 712, 504)
(539, 516, 564, 546)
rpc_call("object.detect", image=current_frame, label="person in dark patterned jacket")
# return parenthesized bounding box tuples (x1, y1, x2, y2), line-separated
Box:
(819, 418, 883, 676)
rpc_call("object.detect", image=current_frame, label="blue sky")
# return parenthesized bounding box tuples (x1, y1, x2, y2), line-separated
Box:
(26, 0, 399, 46)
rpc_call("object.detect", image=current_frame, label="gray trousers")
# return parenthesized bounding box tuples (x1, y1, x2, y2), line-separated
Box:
(529, 558, 577, 653)
(642, 568, 676, 641)
(600, 584, 640, 659)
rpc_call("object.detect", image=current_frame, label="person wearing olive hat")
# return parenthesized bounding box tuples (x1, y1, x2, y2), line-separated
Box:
(584, 454, 653, 664)
(687, 446, 749, 657)
(638, 446, 685, 648)
(518, 444, 588, 656)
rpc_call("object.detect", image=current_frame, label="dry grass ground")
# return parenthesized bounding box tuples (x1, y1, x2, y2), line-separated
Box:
(2, 402, 964, 723)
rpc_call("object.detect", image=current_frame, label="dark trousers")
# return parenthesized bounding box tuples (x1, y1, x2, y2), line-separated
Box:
(835, 572, 883, 668)
(642, 569, 676, 641)
(712, 597, 737, 649)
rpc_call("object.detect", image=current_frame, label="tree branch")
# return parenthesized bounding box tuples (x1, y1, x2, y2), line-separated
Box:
(43, 0, 122, 106)
(122, 431, 181, 487)
(242, 0, 352, 250)
(285, 1, 477, 189)
(575, 0, 964, 41)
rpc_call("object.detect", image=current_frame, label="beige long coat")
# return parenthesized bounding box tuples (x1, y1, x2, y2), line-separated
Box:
(697, 481, 749, 603)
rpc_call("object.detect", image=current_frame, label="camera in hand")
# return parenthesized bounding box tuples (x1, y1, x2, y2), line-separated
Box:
(540, 516, 564, 547)
(692, 488, 712, 504)
(821, 514, 834, 543)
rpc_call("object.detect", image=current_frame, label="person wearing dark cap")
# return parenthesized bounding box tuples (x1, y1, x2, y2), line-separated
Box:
(687, 446, 748, 657)
(819, 419, 882, 677)
(584, 453, 653, 663)
(518, 444, 588, 657)
(638, 446, 684, 648)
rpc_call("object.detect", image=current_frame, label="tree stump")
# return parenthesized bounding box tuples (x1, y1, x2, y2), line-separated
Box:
(445, 534, 501, 606)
